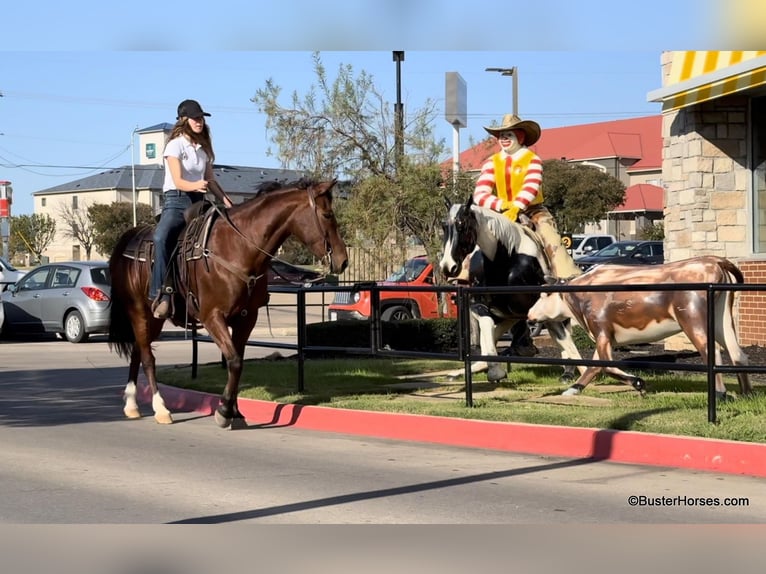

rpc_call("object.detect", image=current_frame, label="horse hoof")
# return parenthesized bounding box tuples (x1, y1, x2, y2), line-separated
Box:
(214, 410, 232, 429)
(487, 365, 507, 383)
(559, 372, 575, 384)
(123, 407, 141, 419)
(562, 386, 581, 396)
(154, 412, 173, 425)
(716, 391, 733, 402)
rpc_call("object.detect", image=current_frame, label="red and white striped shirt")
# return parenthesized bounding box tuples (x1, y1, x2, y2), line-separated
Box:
(473, 148, 543, 213)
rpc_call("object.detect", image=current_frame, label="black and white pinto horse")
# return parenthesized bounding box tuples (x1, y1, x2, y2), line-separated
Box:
(440, 197, 584, 383)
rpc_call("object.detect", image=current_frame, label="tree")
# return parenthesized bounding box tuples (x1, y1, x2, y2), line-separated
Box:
(541, 159, 626, 233)
(90, 202, 155, 257)
(58, 200, 96, 260)
(9, 214, 56, 263)
(251, 52, 463, 273)
(639, 222, 665, 240)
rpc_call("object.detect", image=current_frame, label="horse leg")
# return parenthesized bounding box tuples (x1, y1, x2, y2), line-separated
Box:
(122, 346, 143, 419)
(562, 334, 648, 396)
(544, 319, 586, 383)
(134, 316, 173, 424)
(471, 305, 505, 382)
(715, 295, 752, 396)
(203, 313, 248, 429)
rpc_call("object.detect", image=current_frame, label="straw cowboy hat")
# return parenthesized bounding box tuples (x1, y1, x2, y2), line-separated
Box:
(483, 114, 541, 146)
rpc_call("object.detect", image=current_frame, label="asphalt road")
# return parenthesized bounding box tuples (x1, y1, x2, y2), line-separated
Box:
(1, 303, 765, 524)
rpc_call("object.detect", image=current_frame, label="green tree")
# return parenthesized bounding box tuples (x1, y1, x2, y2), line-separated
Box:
(542, 159, 626, 233)
(89, 202, 155, 257)
(251, 52, 464, 274)
(639, 222, 665, 240)
(9, 214, 56, 263)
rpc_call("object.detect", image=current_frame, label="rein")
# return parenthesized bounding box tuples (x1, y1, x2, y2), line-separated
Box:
(203, 187, 334, 291)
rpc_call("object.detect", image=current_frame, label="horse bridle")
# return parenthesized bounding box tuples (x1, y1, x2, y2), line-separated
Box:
(304, 187, 334, 271)
(204, 186, 335, 289)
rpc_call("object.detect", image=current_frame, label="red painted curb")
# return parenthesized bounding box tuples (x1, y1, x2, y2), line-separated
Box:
(142, 384, 766, 478)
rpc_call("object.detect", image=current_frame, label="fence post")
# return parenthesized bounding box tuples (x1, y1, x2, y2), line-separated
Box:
(459, 286, 473, 407)
(297, 288, 306, 393)
(707, 284, 717, 423)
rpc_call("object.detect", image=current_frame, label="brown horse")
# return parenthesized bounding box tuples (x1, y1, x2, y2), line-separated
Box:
(108, 178, 348, 428)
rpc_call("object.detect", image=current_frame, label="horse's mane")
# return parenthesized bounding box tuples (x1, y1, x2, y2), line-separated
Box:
(470, 205, 552, 274)
(470, 205, 527, 251)
(241, 178, 323, 204)
(254, 177, 318, 194)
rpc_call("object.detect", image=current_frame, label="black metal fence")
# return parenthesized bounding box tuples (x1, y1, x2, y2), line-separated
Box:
(190, 281, 766, 424)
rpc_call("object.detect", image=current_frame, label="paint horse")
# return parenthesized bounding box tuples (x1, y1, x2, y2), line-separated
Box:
(439, 196, 584, 383)
(527, 256, 753, 399)
(108, 179, 348, 428)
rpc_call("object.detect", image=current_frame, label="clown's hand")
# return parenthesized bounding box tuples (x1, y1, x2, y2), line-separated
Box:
(500, 201, 519, 221)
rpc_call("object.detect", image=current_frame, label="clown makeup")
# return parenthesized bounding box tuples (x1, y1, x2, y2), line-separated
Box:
(497, 130, 522, 153)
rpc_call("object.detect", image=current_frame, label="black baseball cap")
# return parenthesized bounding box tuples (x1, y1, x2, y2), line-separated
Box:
(176, 99, 211, 120)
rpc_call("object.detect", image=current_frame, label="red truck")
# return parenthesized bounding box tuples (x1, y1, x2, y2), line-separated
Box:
(328, 255, 457, 322)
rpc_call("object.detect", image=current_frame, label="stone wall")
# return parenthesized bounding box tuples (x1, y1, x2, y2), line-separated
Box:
(663, 94, 764, 347)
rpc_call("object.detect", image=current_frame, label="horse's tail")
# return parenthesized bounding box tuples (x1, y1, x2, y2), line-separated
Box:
(108, 227, 143, 359)
(718, 257, 745, 284)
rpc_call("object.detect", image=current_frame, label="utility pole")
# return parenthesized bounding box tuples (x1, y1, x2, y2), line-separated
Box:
(131, 126, 138, 227)
(393, 51, 405, 173)
(0, 180, 11, 261)
(486, 66, 518, 115)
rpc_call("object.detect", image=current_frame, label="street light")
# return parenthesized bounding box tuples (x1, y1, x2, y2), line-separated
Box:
(485, 66, 518, 116)
(392, 51, 405, 172)
(130, 126, 138, 227)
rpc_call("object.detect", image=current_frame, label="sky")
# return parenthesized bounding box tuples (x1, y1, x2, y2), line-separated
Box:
(0, 0, 738, 216)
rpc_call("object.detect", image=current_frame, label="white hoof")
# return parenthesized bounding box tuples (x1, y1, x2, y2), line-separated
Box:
(154, 412, 174, 425)
(562, 386, 581, 396)
(123, 407, 142, 419)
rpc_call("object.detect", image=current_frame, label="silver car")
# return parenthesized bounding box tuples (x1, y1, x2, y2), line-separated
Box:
(1, 261, 111, 343)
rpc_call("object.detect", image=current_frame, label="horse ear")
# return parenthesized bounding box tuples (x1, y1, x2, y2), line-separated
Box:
(443, 196, 452, 211)
(466, 195, 474, 208)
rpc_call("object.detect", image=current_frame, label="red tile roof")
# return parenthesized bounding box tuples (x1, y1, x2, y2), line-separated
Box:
(612, 183, 664, 213)
(451, 115, 662, 172)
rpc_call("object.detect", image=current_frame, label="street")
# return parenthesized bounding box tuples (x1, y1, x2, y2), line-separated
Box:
(0, 293, 765, 524)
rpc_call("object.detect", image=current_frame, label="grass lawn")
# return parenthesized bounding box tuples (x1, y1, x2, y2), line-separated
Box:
(157, 356, 766, 444)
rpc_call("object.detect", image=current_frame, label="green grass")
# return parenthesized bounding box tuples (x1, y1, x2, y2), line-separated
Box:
(158, 357, 766, 444)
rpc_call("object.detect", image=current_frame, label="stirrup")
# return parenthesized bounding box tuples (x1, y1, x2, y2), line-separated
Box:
(152, 295, 171, 319)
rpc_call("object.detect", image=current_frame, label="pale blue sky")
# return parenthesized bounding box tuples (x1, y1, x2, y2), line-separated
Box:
(0, 0, 721, 215)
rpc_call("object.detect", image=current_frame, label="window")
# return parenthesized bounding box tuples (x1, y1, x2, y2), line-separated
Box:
(41, 198, 47, 207)
(72, 245, 81, 261)
(72, 195, 78, 209)
(18, 267, 51, 291)
(752, 96, 766, 253)
(52, 267, 78, 288)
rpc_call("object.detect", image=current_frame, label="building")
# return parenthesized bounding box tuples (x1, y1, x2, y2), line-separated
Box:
(647, 50, 766, 345)
(451, 115, 664, 239)
(33, 123, 304, 261)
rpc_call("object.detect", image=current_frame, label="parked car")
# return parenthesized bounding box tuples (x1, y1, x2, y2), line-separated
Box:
(0, 256, 26, 291)
(577, 240, 664, 272)
(1, 260, 111, 343)
(570, 233, 616, 260)
(328, 255, 456, 322)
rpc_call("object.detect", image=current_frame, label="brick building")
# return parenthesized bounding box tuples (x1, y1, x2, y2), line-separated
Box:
(648, 50, 766, 345)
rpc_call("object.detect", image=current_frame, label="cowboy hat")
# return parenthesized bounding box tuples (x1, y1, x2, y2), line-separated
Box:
(483, 114, 541, 146)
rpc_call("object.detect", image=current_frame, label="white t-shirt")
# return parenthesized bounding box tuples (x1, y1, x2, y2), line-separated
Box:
(162, 135, 209, 192)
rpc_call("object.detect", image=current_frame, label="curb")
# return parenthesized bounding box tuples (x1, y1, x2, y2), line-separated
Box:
(143, 384, 766, 479)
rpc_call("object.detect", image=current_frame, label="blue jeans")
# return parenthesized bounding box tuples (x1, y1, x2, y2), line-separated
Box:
(150, 191, 199, 299)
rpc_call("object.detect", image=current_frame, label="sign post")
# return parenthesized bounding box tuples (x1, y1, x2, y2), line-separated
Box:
(0, 181, 12, 261)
